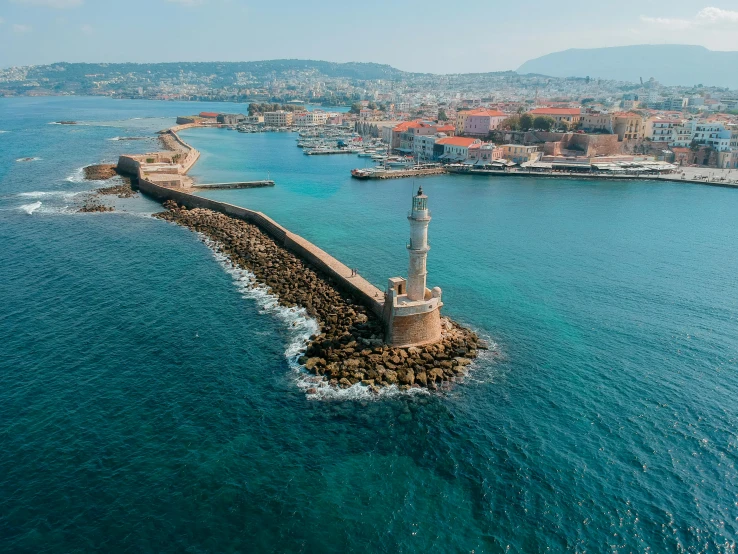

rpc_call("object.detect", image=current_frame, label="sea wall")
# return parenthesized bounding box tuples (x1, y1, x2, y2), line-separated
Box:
(135, 174, 385, 318)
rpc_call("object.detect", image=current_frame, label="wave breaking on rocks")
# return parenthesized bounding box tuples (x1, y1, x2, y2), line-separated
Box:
(154, 201, 487, 395)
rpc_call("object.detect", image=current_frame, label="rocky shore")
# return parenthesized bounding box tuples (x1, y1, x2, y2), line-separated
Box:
(84, 164, 119, 181)
(154, 202, 485, 393)
(94, 182, 137, 198)
(78, 198, 114, 213)
(76, 166, 137, 212)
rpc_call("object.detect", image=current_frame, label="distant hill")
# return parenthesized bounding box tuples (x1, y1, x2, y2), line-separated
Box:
(517, 45, 738, 89)
(0, 60, 417, 100)
(24, 59, 413, 84)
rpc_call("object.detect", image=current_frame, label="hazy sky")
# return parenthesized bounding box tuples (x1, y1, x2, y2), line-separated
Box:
(2, 0, 738, 72)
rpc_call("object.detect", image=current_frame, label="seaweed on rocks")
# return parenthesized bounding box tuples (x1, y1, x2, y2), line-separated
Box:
(154, 202, 485, 393)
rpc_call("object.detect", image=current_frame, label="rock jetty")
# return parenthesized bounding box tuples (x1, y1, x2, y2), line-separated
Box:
(84, 164, 119, 181)
(154, 202, 485, 393)
(78, 199, 114, 213)
(94, 182, 137, 198)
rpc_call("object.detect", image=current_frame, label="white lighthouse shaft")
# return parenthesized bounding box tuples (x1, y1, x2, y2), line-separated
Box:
(407, 187, 430, 302)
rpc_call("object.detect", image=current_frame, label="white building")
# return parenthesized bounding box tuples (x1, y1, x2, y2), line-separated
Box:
(435, 137, 481, 162)
(692, 123, 732, 151)
(413, 134, 444, 161)
(293, 110, 329, 127)
(648, 120, 675, 142)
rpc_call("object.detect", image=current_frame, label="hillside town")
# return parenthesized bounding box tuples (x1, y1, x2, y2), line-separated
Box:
(180, 90, 738, 174)
(10, 60, 738, 171)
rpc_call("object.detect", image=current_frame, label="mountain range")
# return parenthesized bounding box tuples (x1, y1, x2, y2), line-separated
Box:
(517, 45, 738, 89)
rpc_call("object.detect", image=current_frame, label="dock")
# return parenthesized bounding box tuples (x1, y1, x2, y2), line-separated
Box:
(192, 180, 275, 190)
(351, 167, 448, 180)
(304, 149, 357, 155)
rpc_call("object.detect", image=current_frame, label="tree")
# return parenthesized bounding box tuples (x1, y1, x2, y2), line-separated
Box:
(367, 101, 378, 110)
(438, 108, 448, 121)
(519, 113, 534, 131)
(349, 102, 362, 114)
(558, 120, 570, 132)
(500, 115, 521, 131)
(532, 116, 554, 131)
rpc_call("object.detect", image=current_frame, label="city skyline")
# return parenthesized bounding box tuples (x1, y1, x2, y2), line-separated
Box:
(2, 0, 738, 72)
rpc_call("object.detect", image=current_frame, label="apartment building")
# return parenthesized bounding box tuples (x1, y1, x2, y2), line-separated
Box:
(264, 110, 293, 126)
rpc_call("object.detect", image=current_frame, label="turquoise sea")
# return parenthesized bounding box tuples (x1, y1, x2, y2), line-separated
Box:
(1, 97, 738, 552)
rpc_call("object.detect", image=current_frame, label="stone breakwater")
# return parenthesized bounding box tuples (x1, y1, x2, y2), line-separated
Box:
(154, 201, 485, 393)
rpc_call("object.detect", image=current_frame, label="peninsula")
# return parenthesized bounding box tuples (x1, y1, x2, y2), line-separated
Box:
(116, 123, 485, 393)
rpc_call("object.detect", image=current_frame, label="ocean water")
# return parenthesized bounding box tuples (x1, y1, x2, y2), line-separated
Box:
(2, 97, 738, 552)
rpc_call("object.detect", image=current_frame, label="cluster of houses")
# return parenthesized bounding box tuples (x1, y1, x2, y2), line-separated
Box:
(356, 104, 738, 169)
(177, 109, 345, 128)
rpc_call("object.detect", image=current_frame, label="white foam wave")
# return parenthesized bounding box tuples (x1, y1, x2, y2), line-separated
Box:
(16, 157, 41, 162)
(0, 130, 9, 134)
(19, 201, 42, 215)
(106, 136, 148, 142)
(17, 191, 82, 200)
(196, 234, 446, 401)
(65, 167, 85, 183)
(202, 235, 320, 368)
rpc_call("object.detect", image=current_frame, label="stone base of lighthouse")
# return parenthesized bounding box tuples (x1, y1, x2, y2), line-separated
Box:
(383, 277, 443, 347)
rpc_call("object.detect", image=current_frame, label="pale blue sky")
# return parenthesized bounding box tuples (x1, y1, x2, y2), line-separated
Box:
(2, 0, 738, 72)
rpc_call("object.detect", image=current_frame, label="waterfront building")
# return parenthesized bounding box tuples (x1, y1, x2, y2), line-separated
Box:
(501, 144, 540, 164)
(467, 143, 503, 163)
(264, 110, 293, 127)
(384, 187, 443, 347)
(462, 108, 506, 136)
(414, 133, 444, 161)
(435, 136, 481, 161)
(391, 120, 450, 154)
(217, 113, 246, 125)
(199, 112, 219, 120)
(398, 121, 438, 153)
(293, 111, 329, 126)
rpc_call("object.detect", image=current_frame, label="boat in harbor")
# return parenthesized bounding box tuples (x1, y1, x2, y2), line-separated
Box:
(351, 168, 372, 179)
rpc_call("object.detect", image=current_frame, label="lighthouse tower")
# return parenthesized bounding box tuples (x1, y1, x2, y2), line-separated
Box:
(384, 186, 443, 347)
(407, 186, 430, 301)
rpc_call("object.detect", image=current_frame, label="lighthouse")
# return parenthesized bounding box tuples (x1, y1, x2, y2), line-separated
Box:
(383, 186, 443, 347)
